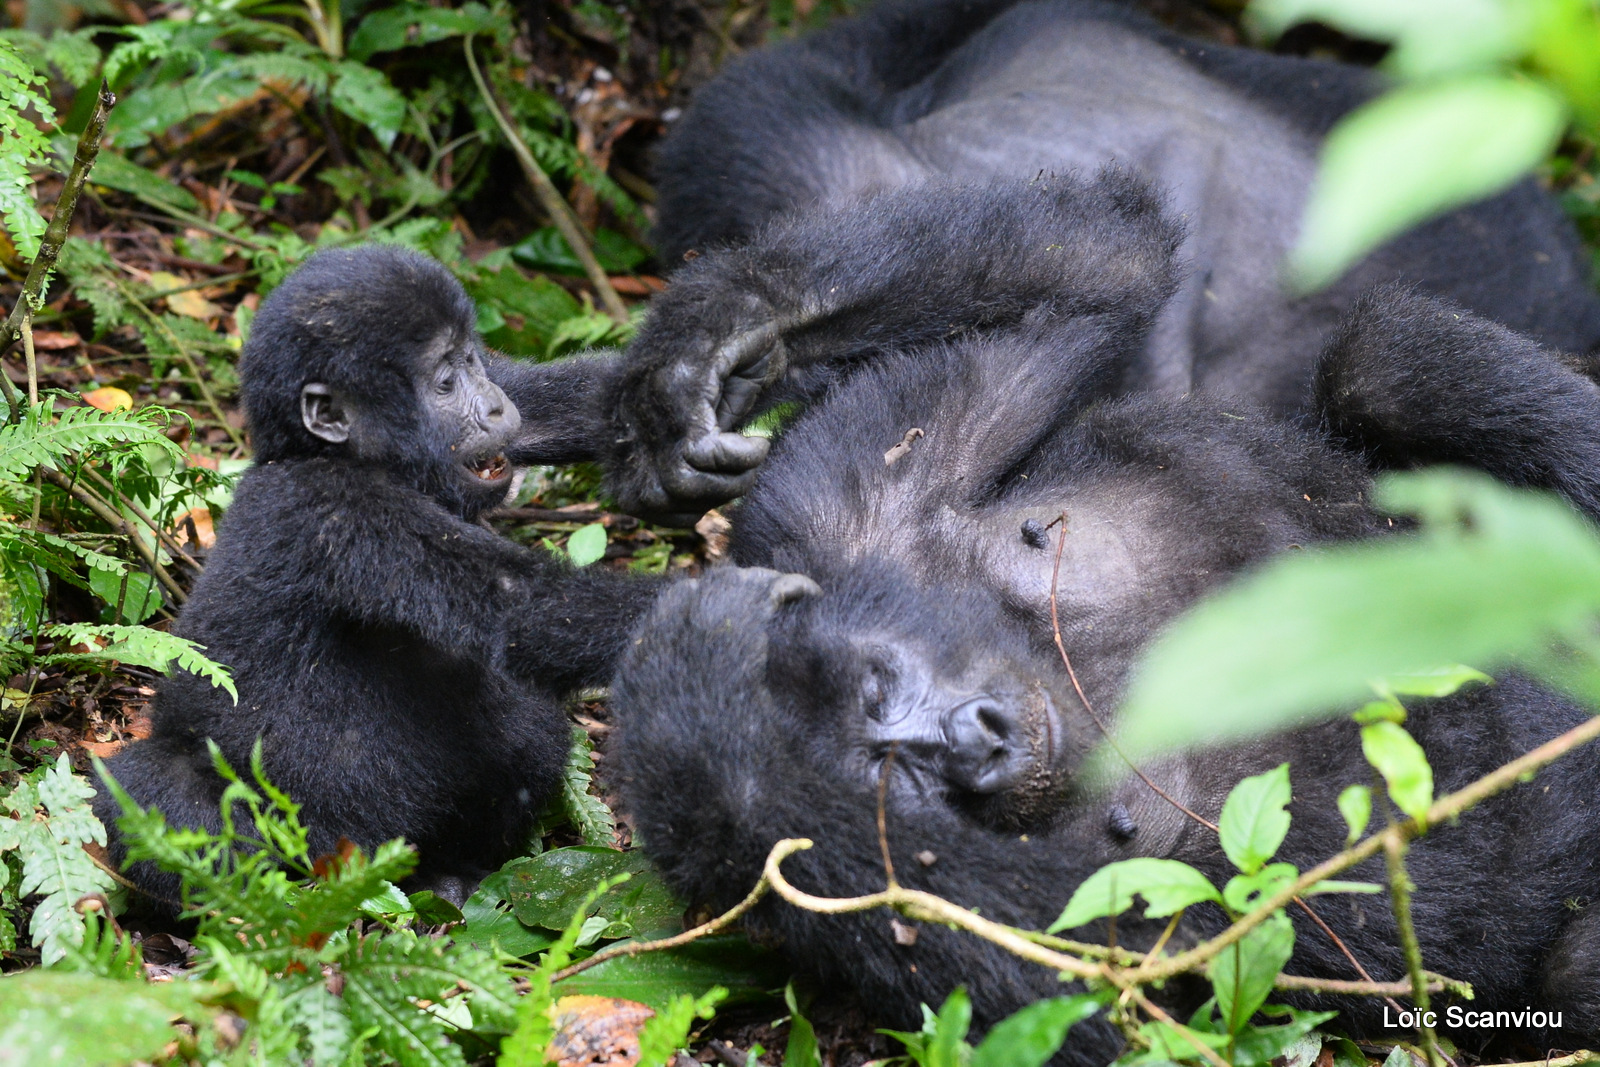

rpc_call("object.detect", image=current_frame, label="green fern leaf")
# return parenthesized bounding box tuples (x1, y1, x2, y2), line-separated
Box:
(343, 933, 469, 1067)
(636, 988, 727, 1067)
(0, 404, 182, 483)
(281, 981, 354, 1066)
(560, 726, 617, 847)
(46, 622, 237, 700)
(4, 755, 116, 965)
(0, 37, 54, 262)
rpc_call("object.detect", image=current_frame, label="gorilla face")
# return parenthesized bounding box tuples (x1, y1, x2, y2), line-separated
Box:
(747, 564, 1097, 832)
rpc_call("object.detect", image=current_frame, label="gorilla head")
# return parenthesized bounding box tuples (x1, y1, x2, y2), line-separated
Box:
(241, 245, 521, 518)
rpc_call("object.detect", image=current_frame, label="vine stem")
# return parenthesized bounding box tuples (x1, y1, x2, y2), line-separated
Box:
(549, 863, 776, 984)
(1385, 834, 1443, 1067)
(462, 36, 630, 324)
(3, 84, 116, 420)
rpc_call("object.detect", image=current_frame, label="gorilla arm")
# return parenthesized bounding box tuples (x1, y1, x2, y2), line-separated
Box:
(290, 462, 659, 688)
(606, 172, 1184, 524)
(1314, 286, 1600, 521)
(484, 349, 626, 467)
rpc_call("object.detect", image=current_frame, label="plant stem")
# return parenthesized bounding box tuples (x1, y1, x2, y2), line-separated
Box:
(462, 37, 630, 324)
(550, 864, 776, 983)
(80, 465, 204, 574)
(3, 84, 116, 423)
(112, 279, 245, 450)
(21, 311, 38, 406)
(1134, 709, 1600, 984)
(39, 467, 186, 604)
(1385, 834, 1443, 1067)
(3, 84, 115, 352)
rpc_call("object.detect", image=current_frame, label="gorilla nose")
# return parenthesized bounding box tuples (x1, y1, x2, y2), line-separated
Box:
(942, 698, 1027, 794)
(474, 388, 517, 432)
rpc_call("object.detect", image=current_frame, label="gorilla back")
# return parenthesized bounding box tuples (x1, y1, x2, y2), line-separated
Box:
(97, 246, 657, 907)
(610, 177, 1600, 1058)
(652, 0, 1600, 413)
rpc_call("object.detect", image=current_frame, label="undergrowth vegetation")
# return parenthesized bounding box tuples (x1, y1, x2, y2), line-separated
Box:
(2, 0, 1600, 1065)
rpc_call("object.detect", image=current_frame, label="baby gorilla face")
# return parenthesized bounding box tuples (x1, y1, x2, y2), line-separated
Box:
(410, 329, 522, 495)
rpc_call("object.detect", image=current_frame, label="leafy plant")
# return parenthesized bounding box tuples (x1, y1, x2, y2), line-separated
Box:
(1248, 0, 1600, 287)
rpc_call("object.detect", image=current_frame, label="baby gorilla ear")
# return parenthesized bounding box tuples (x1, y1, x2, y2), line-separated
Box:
(301, 382, 352, 444)
(1314, 284, 1600, 521)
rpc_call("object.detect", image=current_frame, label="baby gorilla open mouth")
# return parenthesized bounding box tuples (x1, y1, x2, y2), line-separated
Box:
(468, 454, 509, 482)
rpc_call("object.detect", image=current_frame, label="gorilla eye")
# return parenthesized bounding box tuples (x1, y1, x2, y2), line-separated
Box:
(436, 370, 457, 394)
(862, 666, 890, 721)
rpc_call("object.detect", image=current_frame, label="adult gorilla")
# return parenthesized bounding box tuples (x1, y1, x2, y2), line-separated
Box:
(609, 0, 1600, 522)
(609, 176, 1600, 1059)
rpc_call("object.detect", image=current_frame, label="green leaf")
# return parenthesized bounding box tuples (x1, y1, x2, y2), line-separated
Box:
(1209, 911, 1294, 1035)
(459, 868, 554, 958)
(635, 987, 726, 1067)
(330, 62, 406, 150)
(510, 226, 649, 276)
(1050, 857, 1222, 932)
(1376, 664, 1493, 699)
(1219, 763, 1292, 876)
(1113, 469, 1600, 761)
(559, 725, 618, 847)
(1361, 720, 1434, 822)
(463, 258, 581, 358)
(566, 523, 608, 568)
(971, 994, 1106, 1067)
(1338, 784, 1372, 844)
(346, 2, 505, 61)
(783, 981, 822, 1067)
(505, 847, 680, 938)
(555, 935, 788, 1014)
(88, 566, 162, 624)
(0, 971, 214, 1066)
(1290, 76, 1566, 289)
(1222, 862, 1298, 915)
(46, 622, 236, 700)
(56, 138, 200, 212)
(8, 755, 116, 965)
(1247, 0, 1529, 78)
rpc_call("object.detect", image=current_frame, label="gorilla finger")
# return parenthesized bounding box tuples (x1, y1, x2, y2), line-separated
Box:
(684, 431, 770, 473)
(715, 375, 768, 430)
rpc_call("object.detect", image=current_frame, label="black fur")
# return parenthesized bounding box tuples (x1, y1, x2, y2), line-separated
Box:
(610, 177, 1600, 1059)
(612, 0, 1600, 521)
(96, 246, 658, 907)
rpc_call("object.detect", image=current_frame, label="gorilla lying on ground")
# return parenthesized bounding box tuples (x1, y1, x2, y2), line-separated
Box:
(610, 176, 1600, 1059)
(612, 0, 1600, 521)
(96, 245, 659, 907)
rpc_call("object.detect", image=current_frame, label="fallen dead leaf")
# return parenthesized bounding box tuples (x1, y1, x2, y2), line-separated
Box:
(29, 330, 82, 350)
(172, 506, 216, 549)
(82, 386, 133, 412)
(150, 270, 223, 319)
(549, 995, 656, 1067)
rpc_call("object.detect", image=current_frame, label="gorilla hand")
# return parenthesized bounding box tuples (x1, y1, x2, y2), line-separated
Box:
(607, 307, 786, 525)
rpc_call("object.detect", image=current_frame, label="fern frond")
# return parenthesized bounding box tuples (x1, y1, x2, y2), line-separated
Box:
(560, 725, 617, 847)
(0, 37, 54, 261)
(0, 404, 183, 483)
(45, 622, 237, 700)
(0, 755, 116, 964)
(343, 933, 470, 1067)
(53, 906, 144, 980)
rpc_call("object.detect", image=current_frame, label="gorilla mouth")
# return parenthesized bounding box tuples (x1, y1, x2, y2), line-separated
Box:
(467, 454, 509, 482)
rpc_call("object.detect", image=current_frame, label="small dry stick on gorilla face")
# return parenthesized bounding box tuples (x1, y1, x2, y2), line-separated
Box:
(96, 245, 660, 910)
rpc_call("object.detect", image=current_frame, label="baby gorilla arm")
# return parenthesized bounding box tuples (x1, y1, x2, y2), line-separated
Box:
(486, 350, 626, 466)
(607, 172, 1183, 524)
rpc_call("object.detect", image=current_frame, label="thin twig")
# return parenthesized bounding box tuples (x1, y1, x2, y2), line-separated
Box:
(3, 84, 115, 352)
(39, 466, 186, 604)
(1488, 1053, 1600, 1067)
(80, 465, 204, 574)
(462, 36, 629, 324)
(877, 743, 899, 889)
(1119, 981, 1231, 1067)
(1131, 709, 1600, 985)
(1046, 511, 1216, 831)
(111, 278, 245, 449)
(550, 863, 776, 983)
(1386, 834, 1443, 1067)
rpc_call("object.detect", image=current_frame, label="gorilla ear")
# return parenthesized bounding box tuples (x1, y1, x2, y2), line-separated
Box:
(1314, 286, 1600, 519)
(301, 383, 352, 444)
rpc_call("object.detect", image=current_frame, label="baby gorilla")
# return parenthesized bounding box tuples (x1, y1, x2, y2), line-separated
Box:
(610, 177, 1600, 1059)
(97, 245, 657, 907)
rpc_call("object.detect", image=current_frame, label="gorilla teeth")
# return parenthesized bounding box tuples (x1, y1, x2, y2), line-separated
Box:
(471, 455, 508, 480)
